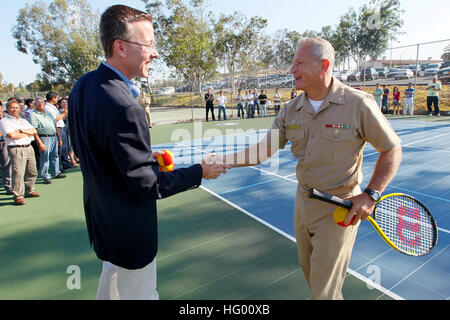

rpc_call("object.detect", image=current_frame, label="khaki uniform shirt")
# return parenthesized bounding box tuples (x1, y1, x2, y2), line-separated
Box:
(270, 78, 401, 194)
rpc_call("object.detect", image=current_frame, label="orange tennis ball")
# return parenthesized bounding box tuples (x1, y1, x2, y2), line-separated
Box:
(333, 207, 355, 227)
(154, 150, 174, 172)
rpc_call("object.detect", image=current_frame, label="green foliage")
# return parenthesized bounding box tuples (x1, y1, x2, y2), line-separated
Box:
(146, 0, 217, 94)
(12, 0, 103, 89)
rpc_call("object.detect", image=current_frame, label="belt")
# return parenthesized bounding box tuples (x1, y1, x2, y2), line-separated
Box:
(39, 134, 56, 137)
(8, 144, 31, 149)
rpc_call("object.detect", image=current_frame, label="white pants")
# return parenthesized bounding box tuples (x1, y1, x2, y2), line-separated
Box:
(403, 97, 414, 115)
(96, 258, 159, 300)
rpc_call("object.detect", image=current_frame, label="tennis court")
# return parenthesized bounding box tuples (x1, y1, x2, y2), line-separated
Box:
(156, 117, 450, 300)
(0, 116, 448, 300)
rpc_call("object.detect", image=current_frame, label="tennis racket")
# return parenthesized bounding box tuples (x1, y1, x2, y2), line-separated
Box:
(308, 188, 438, 256)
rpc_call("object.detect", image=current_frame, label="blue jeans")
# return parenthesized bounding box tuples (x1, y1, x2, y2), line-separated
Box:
(254, 100, 260, 116)
(39, 136, 60, 179)
(237, 103, 244, 118)
(218, 105, 227, 120)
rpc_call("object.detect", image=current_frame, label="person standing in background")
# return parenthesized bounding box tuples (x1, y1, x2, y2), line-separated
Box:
(403, 83, 415, 116)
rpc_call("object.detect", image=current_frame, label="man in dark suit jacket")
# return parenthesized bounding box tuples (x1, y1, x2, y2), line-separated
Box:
(69, 5, 229, 300)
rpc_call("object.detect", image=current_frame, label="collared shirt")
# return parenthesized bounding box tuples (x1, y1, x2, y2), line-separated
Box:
(102, 62, 140, 99)
(270, 77, 401, 193)
(404, 88, 414, 99)
(0, 114, 34, 147)
(29, 110, 57, 136)
(45, 102, 65, 128)
(427, 81, 442, 97)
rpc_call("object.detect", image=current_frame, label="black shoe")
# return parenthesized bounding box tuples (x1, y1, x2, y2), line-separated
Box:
(54, 173, 67, 179)
(44, 178, 52, 184)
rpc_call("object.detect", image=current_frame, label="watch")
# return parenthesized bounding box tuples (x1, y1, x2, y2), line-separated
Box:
(364, 188, 381, 202)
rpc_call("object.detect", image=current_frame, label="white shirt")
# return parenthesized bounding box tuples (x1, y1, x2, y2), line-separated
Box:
(217, 95, 227, 106)
(45, 102, 65, 128)
(307, 97, 324, 113)
(0, 114, 34, 146)
(246, 94, 254, 105)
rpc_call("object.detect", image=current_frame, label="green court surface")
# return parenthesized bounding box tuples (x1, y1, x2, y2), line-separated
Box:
(1, 115, 447, 300)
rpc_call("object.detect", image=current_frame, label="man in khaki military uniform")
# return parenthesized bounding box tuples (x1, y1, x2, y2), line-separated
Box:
(224, 38, 402, 299)
(138, 91, 152, 127)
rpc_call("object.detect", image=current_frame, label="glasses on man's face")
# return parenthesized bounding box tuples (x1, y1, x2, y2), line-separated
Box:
(119, 39, 156, 53)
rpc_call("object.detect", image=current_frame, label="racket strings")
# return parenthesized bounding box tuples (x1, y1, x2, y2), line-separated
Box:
(375, 195, 436, 255)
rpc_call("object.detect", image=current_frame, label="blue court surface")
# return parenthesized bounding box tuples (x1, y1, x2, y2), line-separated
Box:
(155, 119, 450, 300)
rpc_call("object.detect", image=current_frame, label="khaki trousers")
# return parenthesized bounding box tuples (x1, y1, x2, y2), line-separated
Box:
(294, 186, 360, 300)
(8, 145, 37, 199)
(96, 258, 159, 300)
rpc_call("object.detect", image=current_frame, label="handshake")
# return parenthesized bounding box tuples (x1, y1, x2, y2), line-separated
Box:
(201, 153, 231, 180)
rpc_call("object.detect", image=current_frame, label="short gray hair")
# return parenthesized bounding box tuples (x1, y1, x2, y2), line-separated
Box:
(34, 96, 44, 104)
(297, 38, 335, 70)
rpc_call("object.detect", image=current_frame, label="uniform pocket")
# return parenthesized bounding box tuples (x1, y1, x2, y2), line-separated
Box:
(319, 127, 355, 162)
(286, 128, 306, 159)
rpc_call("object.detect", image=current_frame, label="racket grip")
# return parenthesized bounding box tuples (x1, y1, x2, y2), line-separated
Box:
(308, 188, 353, 209)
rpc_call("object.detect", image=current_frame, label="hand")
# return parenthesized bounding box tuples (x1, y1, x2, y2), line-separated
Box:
(343, 193, 375, 226)
(201, 153, 231, 180)
(152, 150, 164, 157)
(58, 139, 63, 147)
(39, 143, 46, 152)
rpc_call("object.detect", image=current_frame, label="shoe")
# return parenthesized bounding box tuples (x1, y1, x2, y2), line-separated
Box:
(428, 114, 432, 116)
(54, 173, 67, 179)
(5, 189, 13, 195)
(14, 198, 26, 205)
(25, 192, 41, 198)
(436, 113, 441, 117)
(44, 178, 52, 184)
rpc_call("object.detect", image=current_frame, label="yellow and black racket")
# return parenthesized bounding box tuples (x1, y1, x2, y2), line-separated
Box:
(308, 188, 438, 256)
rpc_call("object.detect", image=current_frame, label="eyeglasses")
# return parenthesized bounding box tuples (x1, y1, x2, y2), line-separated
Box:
(118, 39, 156, 53)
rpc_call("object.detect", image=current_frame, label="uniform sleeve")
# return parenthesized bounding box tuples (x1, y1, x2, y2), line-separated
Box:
(269, 103, 289, 150)
(358, 95, 401, 152)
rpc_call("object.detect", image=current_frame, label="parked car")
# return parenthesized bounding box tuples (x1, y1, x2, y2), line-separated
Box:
(439, 61, 450, 70)
(393, 69, 413, 80)
(406, 65, 421, 77)
(359, 68, 379, 81)
(386, 68, 402, 79)
(437, 67, 450, 84)
(375, 67, 388, 79)
(424, 64, 440, 77)
(347, 71, 360, 82)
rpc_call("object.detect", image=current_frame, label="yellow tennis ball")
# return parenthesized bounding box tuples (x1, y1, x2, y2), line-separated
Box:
(160, 162, 174, 172)
(154, 150, 175, 172)
(333, 207, 354, 227)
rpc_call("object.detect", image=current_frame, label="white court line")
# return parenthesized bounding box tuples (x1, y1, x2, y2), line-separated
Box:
(201, 185, 404, 300)
(177, 142, 450, 235)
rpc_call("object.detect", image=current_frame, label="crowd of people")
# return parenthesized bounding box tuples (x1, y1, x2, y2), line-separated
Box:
(371, 76, 442, 116)
(0, 92, 79, 205)
(204, 87, 298, 121)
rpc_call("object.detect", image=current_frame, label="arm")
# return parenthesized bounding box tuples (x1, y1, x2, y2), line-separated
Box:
(55, 126, 63, 147)
(344, 144, 402, 225)
(55, 108, 68, 122)
(223, 130, 281, 168)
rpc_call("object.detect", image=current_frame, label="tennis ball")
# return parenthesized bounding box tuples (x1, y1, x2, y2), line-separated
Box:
(154, 150, 174, 172)
(333, 207, 355, 227)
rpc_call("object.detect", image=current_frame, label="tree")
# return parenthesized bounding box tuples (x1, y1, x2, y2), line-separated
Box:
(213, 12, 267, 94)
(336, 0, 404, 70)
(442, 44, 450, 62)
(145, 0, 217, 95)
(12, 0, 103, 89)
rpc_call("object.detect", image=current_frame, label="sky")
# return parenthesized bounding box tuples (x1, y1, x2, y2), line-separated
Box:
(0, 0, 449, 86)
